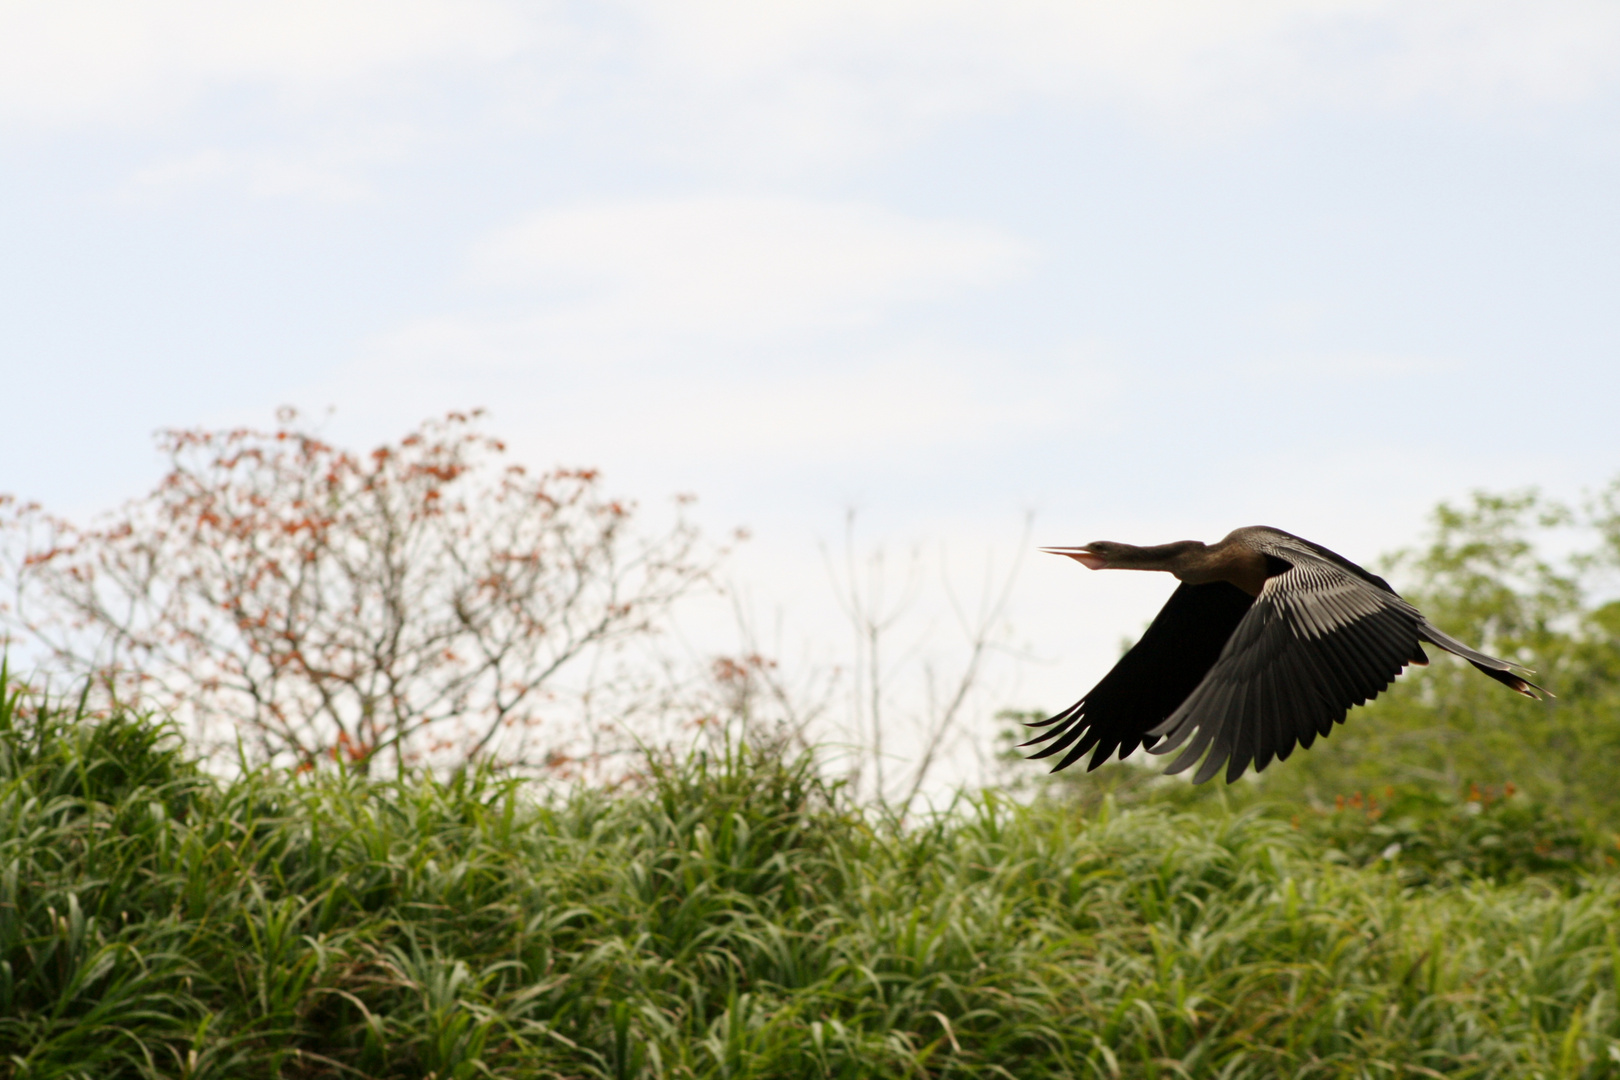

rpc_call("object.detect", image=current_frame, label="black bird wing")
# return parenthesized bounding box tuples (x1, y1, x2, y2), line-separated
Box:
(1021, 580, 1256, 772)
(1254, 529, 1542, 697)
(1029, 526, 1545, 784)
(1145, 528, 1432, 784)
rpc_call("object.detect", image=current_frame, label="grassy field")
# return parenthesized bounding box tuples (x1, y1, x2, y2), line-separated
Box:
(5, 683, 1620, 1079)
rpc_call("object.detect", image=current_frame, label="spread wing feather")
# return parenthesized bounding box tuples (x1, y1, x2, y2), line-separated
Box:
(1148, 533, 1430, 783)
(1020, 581, 1254, 772)
(1031, 526, 1545, 784)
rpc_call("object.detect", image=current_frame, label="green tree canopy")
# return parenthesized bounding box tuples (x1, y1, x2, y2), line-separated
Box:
(1259, 482, 1620, 821)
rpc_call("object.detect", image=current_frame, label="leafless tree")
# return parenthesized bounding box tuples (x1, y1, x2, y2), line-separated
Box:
(0, 409, 716, 775)
(822, 511, 1031, 812)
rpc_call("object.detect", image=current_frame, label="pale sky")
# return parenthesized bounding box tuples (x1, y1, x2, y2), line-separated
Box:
(3, 1, 1618, 788)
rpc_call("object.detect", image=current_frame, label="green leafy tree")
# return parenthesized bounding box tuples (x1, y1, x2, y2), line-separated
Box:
(1258, 482, 1620, 823)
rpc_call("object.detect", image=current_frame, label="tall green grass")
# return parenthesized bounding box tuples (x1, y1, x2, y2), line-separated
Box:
(4, 676, 1620, 1078)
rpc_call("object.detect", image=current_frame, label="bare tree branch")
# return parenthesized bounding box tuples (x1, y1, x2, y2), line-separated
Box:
(820, 511, 1029, 811)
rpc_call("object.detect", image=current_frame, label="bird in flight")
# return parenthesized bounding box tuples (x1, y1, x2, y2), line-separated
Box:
(1026, 526, 1545, 784)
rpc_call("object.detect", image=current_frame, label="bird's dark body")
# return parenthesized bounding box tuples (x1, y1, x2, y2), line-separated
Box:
(1028, 526, 1543, 784)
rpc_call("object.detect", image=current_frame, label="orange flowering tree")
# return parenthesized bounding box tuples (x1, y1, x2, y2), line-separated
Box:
(0, 410, 713, 773)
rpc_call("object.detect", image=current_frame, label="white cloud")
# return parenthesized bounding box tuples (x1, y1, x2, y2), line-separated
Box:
(125, 122, 424, 201)
(631, 1, 1620, 109)
(0, 0, 535, 127)
(520, 349, 1043, 463)
(307, 196, 1054, 473)
(600, 0, 1620, 170)
(573, 1, 1620, 173)
(5, 0, 1618, 148)
(1246, 350, 1461, 380)
(129, 147, 367, 202)
(316, 337, 1100, 492)
(464, 196, 1033, 339)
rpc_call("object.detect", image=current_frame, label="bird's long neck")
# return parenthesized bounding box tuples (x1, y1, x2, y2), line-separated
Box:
(1108, 540, 1207, 573)
(1112, 540, 1269, 595)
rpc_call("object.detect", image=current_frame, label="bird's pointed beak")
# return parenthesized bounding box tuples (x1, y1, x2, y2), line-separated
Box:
(1041, 546, 1108, 570)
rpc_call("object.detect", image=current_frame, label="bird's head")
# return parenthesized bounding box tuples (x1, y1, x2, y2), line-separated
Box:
(1040, 541, 1121, 570)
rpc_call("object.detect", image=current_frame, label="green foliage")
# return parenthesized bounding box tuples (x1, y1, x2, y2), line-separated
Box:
(1293, 782, 1611, 888)
(7, 685, 1620, 1078)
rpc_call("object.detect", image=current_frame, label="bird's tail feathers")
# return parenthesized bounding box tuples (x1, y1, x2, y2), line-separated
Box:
(1467, 660, 1548, 700)
(1418, 621, 1549, 700)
